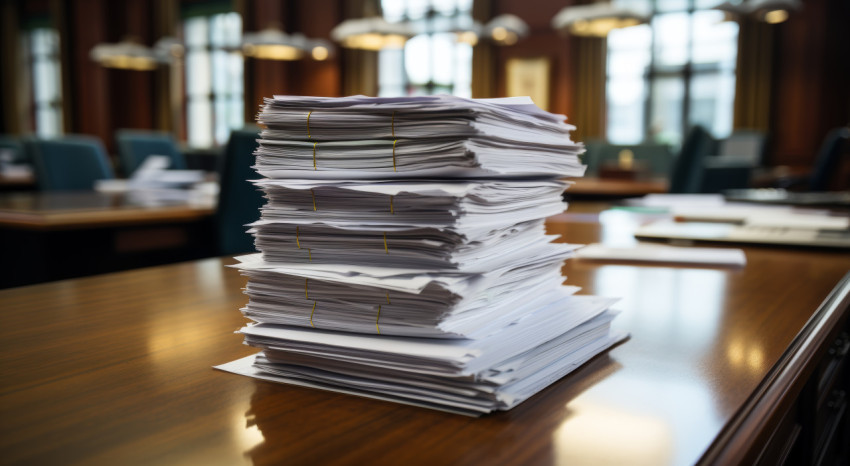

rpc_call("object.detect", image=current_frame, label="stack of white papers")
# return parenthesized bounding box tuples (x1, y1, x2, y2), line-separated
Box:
(254, 95, 586, 179)
(217, 95, 626, 415)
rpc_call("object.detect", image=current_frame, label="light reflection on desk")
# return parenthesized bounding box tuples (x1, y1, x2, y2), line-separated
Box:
(556, 369, 722, 466)
(593, 266, 726, 353)
(559, 262, 730, 465)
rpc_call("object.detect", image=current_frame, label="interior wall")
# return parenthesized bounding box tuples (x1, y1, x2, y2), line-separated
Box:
(2, 0, 848, 175)
(62, 0, 158, 153)
(243, 0, 342, 122)
(491, 0, 576, 118)
(769, 0, 850, 167)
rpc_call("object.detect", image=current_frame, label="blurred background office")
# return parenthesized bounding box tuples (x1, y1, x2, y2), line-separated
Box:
(0, 0, 848, 286)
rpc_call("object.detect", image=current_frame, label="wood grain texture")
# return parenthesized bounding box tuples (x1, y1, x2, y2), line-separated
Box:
(1, 202, 849, 465)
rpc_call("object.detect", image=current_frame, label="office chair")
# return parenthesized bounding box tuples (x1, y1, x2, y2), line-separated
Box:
(115, 129, 186, 176)
(0, 136, 28, 165)
(808, 126, 850, 191)
(31, 136, 115, 191)
(717, 130, 766, 165)
(216, 127, 264, 256)
(668, 125, 715, 193)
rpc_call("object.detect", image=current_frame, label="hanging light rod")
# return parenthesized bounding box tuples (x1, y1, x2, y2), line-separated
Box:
(552, 2, 649, 38)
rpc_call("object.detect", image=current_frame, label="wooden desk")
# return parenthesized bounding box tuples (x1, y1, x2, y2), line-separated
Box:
(1, 202, 848, 465)
(566, 177, 669, 198)
(0, 191, 217, 288)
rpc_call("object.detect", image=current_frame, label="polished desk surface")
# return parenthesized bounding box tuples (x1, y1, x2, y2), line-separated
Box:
(1, 202, 849, 465)
(0, 191, 216, 230)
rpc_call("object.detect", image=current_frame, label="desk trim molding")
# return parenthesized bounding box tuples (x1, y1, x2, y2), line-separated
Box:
(700, 272, 850, 464)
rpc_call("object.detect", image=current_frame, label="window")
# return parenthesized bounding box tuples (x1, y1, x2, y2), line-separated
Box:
(183, 12, 243, 147)
(380, 0, 474, 97)
(28, 28, 63, 137)
(606, 0, 738, 146)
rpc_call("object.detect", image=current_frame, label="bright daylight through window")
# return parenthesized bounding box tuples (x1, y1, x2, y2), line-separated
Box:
(606, 0, 738, 146)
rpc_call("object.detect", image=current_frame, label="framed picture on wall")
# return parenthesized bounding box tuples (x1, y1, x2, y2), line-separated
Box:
(506, 57, 551, 111)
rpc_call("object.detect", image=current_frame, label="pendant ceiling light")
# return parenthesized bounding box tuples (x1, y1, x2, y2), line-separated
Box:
(90, 38, 177, 71)
(447, 15, 484, 46)
(241, 28, 308, 61)
(238, 28, 335, 61)
(552, 2, 649, 38)
(331, 17, 416, 51)
(713, 0, 802, 24)
(484, 14, 529, 46)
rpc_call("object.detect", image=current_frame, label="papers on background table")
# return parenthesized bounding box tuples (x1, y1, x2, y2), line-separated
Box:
(628, 194, 850, 248)
(576, 243, 746, 267)
(216, 95, 626, 416)
(95, 155, 214, 205)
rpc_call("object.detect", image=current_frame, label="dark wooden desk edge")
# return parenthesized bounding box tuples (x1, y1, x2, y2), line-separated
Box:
(699, 272, 850, 465)
(0, 206, 215, 230)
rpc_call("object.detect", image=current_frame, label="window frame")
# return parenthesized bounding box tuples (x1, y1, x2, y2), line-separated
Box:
(379, 0, 474, 98)
(182, 11, 244, 148)
(27, 27, 64, 137)
(606, 0, 738, 145)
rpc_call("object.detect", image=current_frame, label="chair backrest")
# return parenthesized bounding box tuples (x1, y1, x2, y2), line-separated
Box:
(0, 135, 28, 165)
(216, 127, 264, 256)
(115, 129, 185, 176)
(668, 125, 715, 194)
(718, 130, 766, 165)
(32, 136, 114, 191)
(698, 156, 754, 193)
(808, 127, 850, 191)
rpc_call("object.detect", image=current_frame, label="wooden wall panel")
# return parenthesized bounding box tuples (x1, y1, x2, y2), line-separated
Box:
(106, 0, 155, 134)
(768, 0, 850, 168)
(67, 0, 110, 144)
(492, 0, 576, 118)
(243, 0, 342, 116)
(292, 0, 342, 97)
(65, 0, 158, 152)
(243, 0, 292, 117)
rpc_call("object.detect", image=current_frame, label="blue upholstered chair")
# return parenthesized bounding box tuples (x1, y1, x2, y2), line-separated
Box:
(668, 125, 716, 194)
(31, 136, 114, 191)
(0, 136, 28, 165)
(115, 129, 186, 176)
(718, 130, 766, 165)
(216, 127, 264, 256)
(808, 127, 850, 191)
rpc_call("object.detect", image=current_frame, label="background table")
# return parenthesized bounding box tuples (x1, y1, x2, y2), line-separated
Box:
(1, 202, 848, 465)
(0, 191, 216, 288)
(564, 177, 668, 199)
